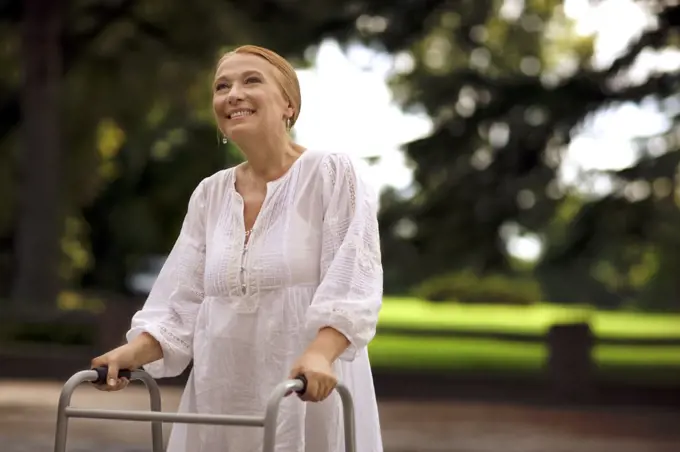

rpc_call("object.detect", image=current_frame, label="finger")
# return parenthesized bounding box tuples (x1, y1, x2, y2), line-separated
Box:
(288, 364, 303, 381)
(290, 369, 306, 396)
(106, 363, 120, 388)
(319, 384, 332, 401)
(311, 378, 326, 402)
(102, 378, 126, 392)
(300, 376, 319, 402)
(90, 357, 105, 375)
(320, 376, 338, 401)
(93, 383, 109, 392)
(328, 376, 338, 393)
(90, 357, 104, 386)
(90, 356, 102, 369)
(319, 381, 333, 401)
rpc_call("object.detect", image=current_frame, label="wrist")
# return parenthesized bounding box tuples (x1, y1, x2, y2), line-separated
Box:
(303, 347, 333, 363)
(305, 327, 350, 363)
(130, 332, 163, 368)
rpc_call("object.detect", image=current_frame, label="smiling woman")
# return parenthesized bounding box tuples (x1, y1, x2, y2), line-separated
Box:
(90, 44, 385, 452)
(214, 46, 301, 138)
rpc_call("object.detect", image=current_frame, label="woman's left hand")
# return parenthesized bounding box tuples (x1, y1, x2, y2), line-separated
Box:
(288, 351, 337, 402)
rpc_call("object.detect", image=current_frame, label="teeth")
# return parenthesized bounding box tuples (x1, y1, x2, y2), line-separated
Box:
(230, 110, 253, 118)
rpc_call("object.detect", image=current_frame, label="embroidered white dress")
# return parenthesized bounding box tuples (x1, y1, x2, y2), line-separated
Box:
(125, 149, 384, 452)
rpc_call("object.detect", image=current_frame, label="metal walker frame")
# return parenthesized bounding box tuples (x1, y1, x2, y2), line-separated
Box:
(54, 367, 356, 452)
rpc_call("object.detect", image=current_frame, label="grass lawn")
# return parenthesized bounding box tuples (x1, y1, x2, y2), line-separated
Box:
(367, 297, 680, 385)
(376, 297, 680, 338)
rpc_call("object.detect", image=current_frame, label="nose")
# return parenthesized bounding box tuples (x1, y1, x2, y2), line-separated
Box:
(227, 82, 244, 105)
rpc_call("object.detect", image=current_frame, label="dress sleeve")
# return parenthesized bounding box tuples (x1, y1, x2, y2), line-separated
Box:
(125, 179, 207, 378)
(305, 152, 384, 362)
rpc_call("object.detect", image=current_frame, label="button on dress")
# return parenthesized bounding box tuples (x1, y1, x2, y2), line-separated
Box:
(126, 149, 384, 452)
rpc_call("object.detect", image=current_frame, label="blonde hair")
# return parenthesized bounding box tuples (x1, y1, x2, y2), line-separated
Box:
(217, 45, 301, 128)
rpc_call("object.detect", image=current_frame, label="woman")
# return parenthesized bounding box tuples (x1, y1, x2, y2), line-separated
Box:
(90, 44, 384, 452)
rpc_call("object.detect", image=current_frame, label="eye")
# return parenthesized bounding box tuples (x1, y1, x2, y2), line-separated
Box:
(215, 82, 230, 92)
(245, 76, 261, 84)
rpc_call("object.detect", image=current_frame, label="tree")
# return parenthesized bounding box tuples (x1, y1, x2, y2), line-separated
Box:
(11, 0, 64, 307)
(328, 0, 680, 310)
(0, 0, 402, 304)
(340, 0, 593, 284)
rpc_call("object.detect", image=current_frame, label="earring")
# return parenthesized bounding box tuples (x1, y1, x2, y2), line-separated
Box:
(286, 118, 291, 131)
(222, 136, 228, 144)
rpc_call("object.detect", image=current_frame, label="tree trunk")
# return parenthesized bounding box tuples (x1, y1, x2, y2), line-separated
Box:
(11, 0, 64, 309)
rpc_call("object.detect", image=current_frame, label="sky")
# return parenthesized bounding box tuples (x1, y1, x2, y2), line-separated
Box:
(293, 43, 431, 192)
(292, 0, 680, 260)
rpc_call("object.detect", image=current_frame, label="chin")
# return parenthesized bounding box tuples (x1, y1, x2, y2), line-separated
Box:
(228, 127, 258, 143)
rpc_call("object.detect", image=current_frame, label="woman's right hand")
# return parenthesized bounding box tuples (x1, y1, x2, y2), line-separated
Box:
(90, 344, 137, 392)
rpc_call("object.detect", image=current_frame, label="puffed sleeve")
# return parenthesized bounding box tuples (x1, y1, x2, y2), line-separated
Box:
(305, 152, 384, 361)
(125, 179, 207, 378)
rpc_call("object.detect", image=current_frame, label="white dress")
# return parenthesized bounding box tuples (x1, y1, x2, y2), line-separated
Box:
(125, 149, 384, 452)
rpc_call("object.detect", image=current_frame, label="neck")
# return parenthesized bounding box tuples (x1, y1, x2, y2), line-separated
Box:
(236, 134, 305, 182)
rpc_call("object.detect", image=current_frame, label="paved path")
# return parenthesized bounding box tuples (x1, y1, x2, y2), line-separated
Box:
(1, 379, 679, 451)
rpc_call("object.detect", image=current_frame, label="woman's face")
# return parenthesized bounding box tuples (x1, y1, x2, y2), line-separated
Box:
(213, 53, 292, 142)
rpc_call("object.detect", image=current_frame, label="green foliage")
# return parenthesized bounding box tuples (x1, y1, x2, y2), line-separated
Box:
(537, 193, 680, 311)
(1, 0, 402, 299)
(343, 0, 602, 287)
(413, 270, 543, 305)
(328, 1, 680, 311)
(4, 0, 680, 313)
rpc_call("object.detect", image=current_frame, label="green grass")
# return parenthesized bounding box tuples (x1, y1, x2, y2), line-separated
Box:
(592, 310, 680, 338)
(367, 297, 680, 384)
(368, 335, 545, 374)
(377, 297, 680, 338)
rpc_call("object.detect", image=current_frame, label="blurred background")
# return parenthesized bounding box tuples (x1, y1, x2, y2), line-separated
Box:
(1, 0, 679, 451)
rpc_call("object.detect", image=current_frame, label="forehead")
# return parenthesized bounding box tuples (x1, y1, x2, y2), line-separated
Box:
(215, 53, 277, 79)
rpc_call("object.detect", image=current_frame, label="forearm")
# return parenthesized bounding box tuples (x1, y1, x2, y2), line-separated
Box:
(129, 332, 164, 368)
(305, 327, 350, 363)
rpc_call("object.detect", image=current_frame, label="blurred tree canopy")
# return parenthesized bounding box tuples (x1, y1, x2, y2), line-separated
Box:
(326, 0, 680, 311)
(3, 0, 680, 312)
(0, 0, 402, 306)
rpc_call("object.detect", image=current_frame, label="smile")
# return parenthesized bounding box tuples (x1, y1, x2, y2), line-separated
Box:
(228, 109, 255, 119)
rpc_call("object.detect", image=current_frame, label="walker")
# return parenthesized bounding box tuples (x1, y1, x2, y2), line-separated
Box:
(54, 366, 356, 452)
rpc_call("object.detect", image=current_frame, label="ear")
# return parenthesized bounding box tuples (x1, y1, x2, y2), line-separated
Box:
(286, 104, 295, 120)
